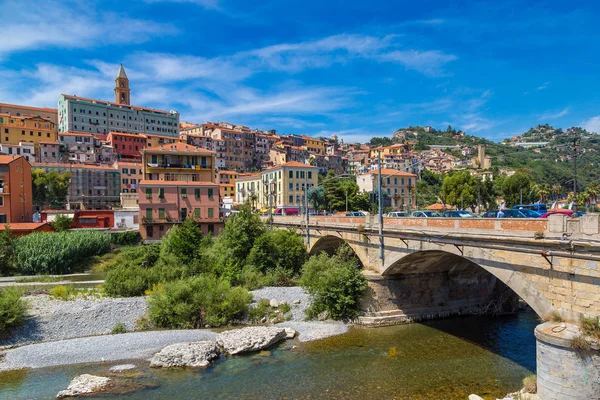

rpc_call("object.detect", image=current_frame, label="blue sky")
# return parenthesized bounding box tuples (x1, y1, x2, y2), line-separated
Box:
(1, 0, 600, 143)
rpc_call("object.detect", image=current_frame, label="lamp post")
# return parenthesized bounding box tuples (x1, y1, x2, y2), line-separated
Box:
(378, 150, 384, 261)
(572, 133, 581, 214)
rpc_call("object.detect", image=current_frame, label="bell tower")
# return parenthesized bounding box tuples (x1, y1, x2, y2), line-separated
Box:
(114, 64, 130, 105)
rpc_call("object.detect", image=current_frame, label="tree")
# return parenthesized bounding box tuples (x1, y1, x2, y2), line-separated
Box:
(51, 214, 73, 232)
(160, 218, 211, 268)
(32, 169, 72, 209)
(441, 171, 478, 210)
(585, 181, 599, 209)
(502, 171, 533, 207)
(246, 229, 306, 275)
(369, 137, 393, 147)
(551, 184, 562, 202)
(0, 226, 15, 276)
(307, 186, 326, 212)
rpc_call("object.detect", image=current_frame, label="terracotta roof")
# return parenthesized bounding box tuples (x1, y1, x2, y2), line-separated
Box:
(0, 155, 25, 164)
(61, 94, 176, 115)
(108, 131, 148, 139)
(0, 223, 52, 231)
(138, 180, 217, 186)
(235, 174, 260, 180)
(143, 142, 214, 154)
(58, 132, 94, 137)
(31, 162, 117, 171)
(0, 103, 58, 113)
(39, 141, 59, 145)
(219, 183, 235, 187)
(367, 169, 416, 177)
(218, 170, 239, 175)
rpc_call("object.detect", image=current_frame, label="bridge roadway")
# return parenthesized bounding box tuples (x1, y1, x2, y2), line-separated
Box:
(268, 213, 600, 399)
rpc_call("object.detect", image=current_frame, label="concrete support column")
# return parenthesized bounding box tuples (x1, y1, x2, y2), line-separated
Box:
(535, 322, 600, 399)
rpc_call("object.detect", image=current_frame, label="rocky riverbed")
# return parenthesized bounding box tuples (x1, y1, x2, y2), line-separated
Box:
(0, 287, 349, 372)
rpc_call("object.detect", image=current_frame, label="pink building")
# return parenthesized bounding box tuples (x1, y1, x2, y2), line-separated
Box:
(138, 180, 221, 241)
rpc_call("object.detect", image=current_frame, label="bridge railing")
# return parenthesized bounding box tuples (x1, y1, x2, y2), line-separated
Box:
(265, 214, 600, 241)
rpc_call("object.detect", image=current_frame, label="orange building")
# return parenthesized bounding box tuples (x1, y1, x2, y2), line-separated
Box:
(0, 103, 58, 126)
(0, 155, 33, 223)
(0, 114, 57, 151)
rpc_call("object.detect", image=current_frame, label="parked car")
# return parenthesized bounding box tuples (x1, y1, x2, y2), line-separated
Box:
(387, 211, 409, 217)
(482, 209, 527, 218)
(346, 211, 367, 217)
(513, 209, 541, 218)
(540, 210, 574, 218)
(442, 210, 478, 218)
(411, 211, 442, 218)
(513, 204, 548, 213)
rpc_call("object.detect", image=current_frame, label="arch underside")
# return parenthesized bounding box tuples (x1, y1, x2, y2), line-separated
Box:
(380, 250, 550, 318)
(309, 235, 367, 268)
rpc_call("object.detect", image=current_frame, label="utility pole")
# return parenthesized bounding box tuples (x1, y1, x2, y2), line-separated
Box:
(520, 188, 523, 205)
(345, 189, 348, 213)
(573, 132, 581, 214)
(305, 173, 310, 247)
(378, 150, 384, 261)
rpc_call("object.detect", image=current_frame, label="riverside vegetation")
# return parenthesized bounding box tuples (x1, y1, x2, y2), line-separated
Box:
(0, 205, 368, 333)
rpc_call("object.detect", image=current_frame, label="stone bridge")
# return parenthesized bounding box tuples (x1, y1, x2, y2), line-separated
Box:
(269, 214, 600, 398)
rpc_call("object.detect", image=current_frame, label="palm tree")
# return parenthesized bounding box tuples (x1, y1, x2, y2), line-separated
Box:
(551, 184, 562, 202)
(537, 184, 550, 203)
(586, 181, 599, 210)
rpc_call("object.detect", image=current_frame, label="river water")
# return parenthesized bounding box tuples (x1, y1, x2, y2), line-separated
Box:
(0, 310, 538, 400)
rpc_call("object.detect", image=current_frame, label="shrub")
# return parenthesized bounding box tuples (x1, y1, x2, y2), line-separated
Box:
(301, 245, 368, 321)
(159, 219, 212, 268)
(51, 214, 73, 232)
(0, 287, 27, 331)
(104, 265, 156, 297)
(49, 285, 76, 300)
(522, 374, 537, 394)
(147, 276, 252, 328)
(111, 322, 127, 334)
(580, 315, 600, 340)
(246, 229, 306, 275)
(103, 245, 160, 272)
(542, 311, 564, 323)
(13, 230, 112, 275)
(571, 335, 591, 351)
(109, 230, 140, 246)
(135, 314, 153, 331)
(247, 299, 272, 323)
(0, 227, 15, 277)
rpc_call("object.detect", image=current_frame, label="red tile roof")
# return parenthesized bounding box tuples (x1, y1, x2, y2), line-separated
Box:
(143, 142, 214, 154)
(0, 103, 58, 113)
(61, 94, 174, 115)
(367, 169, 416, 177)
(31, 162, 117, 171)
(0, 223, 53, 231)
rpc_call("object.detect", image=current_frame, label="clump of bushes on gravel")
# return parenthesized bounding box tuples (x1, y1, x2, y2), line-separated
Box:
(147, 275, 252, 328)
(0, 287, 27, 332)
(300, 244, 368, 321)
(13, 230, 112, 275)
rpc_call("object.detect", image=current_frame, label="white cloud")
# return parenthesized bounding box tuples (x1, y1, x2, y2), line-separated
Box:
(582, 116, 600, 134)
(536, 82, 550, 90)
(0, 0, 176, 57)
(540, 107, 569, 120)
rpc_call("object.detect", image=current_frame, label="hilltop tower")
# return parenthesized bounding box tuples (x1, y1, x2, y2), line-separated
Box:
(114, 64, 130, 105)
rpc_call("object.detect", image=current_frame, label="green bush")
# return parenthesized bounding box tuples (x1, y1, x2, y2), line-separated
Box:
(51, 214, 73, 232)
(111, 322, 127, 334)
(147, 276, 252, 328)
(103, 245, 160, 272)
(13, 230, 112, 275)
(109, 230, 140, 246)
(0, 227, 15, 277)
(49, 285, 76, 300)
(300, 245, 368, 321)
(246, 229, 306, 275)
(0, 287, 27, 331)
(104, 265, 157, 297)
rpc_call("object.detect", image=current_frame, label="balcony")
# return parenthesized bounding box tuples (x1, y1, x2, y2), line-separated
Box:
(146, 162, 211, 170)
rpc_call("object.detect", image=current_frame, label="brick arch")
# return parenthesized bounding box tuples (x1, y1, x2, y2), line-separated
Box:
(381, 249, 553, 317)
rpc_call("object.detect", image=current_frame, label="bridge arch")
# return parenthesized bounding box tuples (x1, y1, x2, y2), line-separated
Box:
(381, 249, 553, 318)
(308, 234, 369, 268)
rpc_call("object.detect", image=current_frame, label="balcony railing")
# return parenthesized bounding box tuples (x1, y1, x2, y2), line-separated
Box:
(147, 163, 211, 169)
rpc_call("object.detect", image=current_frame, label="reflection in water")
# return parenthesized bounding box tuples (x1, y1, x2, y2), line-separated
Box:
(0, 310, 538, 400)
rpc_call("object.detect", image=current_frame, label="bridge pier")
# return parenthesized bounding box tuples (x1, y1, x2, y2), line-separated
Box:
(535, 322, 600, 399)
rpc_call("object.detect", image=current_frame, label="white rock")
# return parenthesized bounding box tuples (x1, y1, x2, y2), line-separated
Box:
(292, 299, 301, 304)
(269, 299, 279, 308)
(56, 374, 110, 398)
(150, 341, 220, 368)
(468, 395, 484, 400)
(284, 327, 296, 339)
(109, 364, 136, 372)
(216, 326, 287, 355)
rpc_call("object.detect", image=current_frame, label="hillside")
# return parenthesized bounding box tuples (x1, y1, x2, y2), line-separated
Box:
(389, 124, 600, 189)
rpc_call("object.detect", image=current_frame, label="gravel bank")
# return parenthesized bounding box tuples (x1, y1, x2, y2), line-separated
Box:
(276, 321, 349, 342)
(0, 295, 148, 347)
(250, 286, 310, 321)
(0, 330, 217, 371)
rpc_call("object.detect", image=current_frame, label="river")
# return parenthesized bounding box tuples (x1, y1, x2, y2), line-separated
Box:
(0, 310, 538, 400)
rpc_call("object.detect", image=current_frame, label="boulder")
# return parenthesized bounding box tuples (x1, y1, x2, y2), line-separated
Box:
(217, 326, 287, 355)
(468, 395, 484, 400)
(56, 374, 111, 398)
(284, 327, 296, 339)
(150, 341, 220, 368)
(269, 299, 279, 308)
(292, 299, 302, 304)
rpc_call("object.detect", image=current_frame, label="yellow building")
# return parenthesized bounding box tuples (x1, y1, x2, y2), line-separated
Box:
(220, 183, 235, 199)
(236, 161, 318, 214)
(0, 114, 57, 151)
(141, 142, 215, 183)
(0, 103, 58, 126)
(145, 134, 186, 149)
(303, 136, 325, 154)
